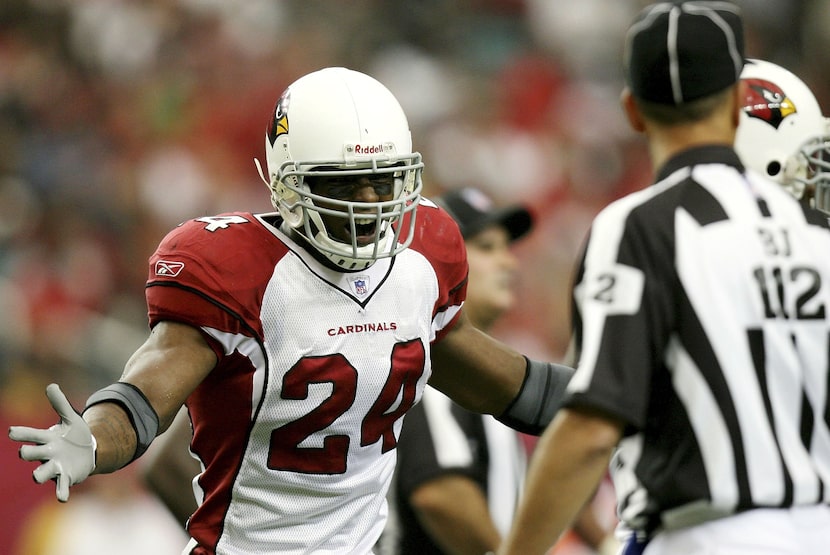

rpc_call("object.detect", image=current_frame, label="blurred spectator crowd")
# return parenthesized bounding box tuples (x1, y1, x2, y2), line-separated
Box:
(1, 1, 828, 553)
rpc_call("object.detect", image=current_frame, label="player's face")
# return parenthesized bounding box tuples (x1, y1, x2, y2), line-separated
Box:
(306, 173, 396, 246)
(463, 225, 519, 330)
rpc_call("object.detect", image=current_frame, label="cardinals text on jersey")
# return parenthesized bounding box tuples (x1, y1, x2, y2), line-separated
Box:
(145, 202, 467, 554)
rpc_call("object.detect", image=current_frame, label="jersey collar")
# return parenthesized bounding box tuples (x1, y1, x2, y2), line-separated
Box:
(656, 145, 745, 184)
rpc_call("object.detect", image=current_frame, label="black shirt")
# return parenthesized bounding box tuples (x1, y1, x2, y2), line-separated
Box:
(567, 145, 830, 536)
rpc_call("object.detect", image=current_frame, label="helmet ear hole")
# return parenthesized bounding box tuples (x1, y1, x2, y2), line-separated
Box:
(766, 161, 782, 177)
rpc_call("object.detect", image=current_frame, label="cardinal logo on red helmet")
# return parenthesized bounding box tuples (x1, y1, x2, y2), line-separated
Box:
(741, 78, 796, 130)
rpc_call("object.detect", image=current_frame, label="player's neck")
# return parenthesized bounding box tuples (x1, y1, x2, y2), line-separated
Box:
(645, 88, 740, 173)
(646, 123, 737, 175)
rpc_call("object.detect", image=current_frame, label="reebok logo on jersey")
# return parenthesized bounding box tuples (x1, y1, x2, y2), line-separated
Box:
(155, 260, 185, 277)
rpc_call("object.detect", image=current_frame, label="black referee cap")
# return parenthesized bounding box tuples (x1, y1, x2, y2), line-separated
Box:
(624, 1, 745, 105)
(435, 187, 532, 242)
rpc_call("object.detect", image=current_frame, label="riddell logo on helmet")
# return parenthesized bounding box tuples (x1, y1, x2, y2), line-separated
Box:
(349, 143, 392, 155)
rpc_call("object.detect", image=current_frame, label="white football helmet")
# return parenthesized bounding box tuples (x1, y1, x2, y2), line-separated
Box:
(736, 59, 830, 214)
(255, 67, 423, 270)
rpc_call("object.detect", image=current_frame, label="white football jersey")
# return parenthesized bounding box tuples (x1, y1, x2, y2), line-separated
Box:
(146, 202, 467, 554)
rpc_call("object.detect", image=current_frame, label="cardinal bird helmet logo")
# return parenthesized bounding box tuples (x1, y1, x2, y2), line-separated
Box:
(267, 90, 290, 145)
(741, 78, 796, 130)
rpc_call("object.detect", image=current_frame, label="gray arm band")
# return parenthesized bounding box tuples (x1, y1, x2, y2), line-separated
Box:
(496, 357, 575, 435)
(84, 382, 159, 463)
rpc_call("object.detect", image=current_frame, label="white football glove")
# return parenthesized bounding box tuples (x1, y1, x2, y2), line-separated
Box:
(8, 383, 96, 502)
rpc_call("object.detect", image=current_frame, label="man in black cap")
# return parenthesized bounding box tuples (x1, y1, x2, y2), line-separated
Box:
(435, 188, 533, 330)
(500, 1, 830, 554)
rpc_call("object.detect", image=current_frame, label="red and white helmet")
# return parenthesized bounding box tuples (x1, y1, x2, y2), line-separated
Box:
(736, 59, 830, 214)
(256, 67, 423, 269)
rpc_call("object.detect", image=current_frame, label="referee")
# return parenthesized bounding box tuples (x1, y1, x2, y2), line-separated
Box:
(500, 2, 830, 554)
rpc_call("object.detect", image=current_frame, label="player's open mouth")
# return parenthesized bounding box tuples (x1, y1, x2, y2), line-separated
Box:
(349, 217, 378, 243)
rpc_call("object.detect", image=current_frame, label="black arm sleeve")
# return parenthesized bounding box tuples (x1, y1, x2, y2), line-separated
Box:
(495, 357, 575, 435)
(84, 382, 160, 463)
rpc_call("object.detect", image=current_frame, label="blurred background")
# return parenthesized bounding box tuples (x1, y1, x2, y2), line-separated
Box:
(1, 1, 827, 553)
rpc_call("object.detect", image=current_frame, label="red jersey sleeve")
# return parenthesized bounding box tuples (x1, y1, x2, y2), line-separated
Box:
(145, 213, 290, 339)
(401, 198, 469, 342)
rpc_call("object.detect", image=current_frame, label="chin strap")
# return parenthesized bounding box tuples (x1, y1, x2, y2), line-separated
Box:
(256, 157, 306, 227)
(253, 157, 270, 186)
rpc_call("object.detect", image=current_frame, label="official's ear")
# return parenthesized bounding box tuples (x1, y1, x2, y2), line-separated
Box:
(621, 88, 646, 133)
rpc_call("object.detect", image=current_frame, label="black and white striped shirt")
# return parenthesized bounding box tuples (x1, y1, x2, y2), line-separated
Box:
(393, 387, 526, 554)
(567, 145, 830, 537)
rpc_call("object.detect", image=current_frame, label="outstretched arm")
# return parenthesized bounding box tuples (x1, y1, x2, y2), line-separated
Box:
(9, 321, 216, 501)
(429, 313, 573, 434)
(499, 408, 623, 555)
(89, 321, 216, 472)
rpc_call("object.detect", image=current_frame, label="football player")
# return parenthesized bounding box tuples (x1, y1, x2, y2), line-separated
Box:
(9, 67, 572, 555)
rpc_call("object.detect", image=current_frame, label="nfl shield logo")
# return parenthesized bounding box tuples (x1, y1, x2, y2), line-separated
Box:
(350, 276, 370, 297)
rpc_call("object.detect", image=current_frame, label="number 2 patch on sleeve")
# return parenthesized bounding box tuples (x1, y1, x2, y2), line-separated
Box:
(577, 264, 645, 316)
